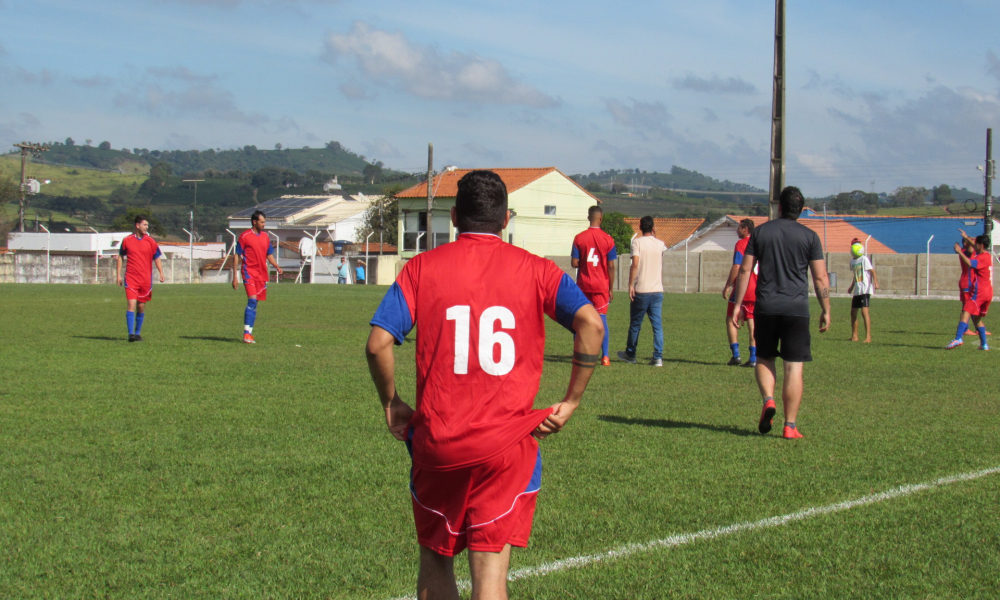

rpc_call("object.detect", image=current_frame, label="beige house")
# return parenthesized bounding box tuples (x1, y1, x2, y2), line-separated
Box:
(395, 168, 599, 258)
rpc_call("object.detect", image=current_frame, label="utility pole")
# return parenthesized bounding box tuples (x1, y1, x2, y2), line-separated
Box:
(768, 0, 785, 220)
(426, 143, 434, 252)
(985, 129, 994, 237)
(182, 179, 204, 239)
(14, 142, 50, 232)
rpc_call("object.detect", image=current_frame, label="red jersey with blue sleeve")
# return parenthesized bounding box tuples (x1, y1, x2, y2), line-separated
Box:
(236, 229, 274, 284)
(730, 236, 757, 303)
(960, 250, 974, 293)
(968, 251, 993, 301)
(119, 234, 161, 289)
(371, 233, 590, 471)
(571, 227, 617, 293)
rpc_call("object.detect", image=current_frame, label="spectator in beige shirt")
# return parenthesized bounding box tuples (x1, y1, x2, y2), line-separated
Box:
(618, 216, 667, 366)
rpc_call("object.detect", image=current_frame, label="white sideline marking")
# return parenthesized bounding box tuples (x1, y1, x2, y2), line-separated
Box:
(389, 465, 1000, 599)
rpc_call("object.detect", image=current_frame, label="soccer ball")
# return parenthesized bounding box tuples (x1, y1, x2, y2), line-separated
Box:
(850, 242, 864, 258)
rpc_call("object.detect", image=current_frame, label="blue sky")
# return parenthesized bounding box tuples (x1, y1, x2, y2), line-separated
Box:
(3, 0, 1000, 196)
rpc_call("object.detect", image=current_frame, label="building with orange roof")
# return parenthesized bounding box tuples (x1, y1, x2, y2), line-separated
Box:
(622, 217, 704, 249)
(669, 215, 895, 255)
(395, 167, 599, 257)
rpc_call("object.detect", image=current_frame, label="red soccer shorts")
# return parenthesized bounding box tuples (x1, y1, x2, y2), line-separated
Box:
(244, 280, 267, 301)
(124, 282, 152, 303)
(409, 434, 542, 557)
(959, 290, 969, 304)
(727, 300, 755, 321)
(963, 297, 991, 317)
(585, 290, 610, 314)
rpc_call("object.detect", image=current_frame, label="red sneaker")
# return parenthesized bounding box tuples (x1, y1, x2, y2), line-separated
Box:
(600, 356, 611, 366)
(783, 426, 804, 439)
(243, 333, 256, 344)
(758, 398, 776, 434)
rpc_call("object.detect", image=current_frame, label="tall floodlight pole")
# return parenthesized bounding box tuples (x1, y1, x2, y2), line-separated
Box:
(14, 142, 50, 232)
(985, 129, 994, 237)
(426, 143, 434, 251)
(768, 0, 786, 220)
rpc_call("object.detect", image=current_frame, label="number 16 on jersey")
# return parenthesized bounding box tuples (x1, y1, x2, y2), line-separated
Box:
(446, 305, 516, 376)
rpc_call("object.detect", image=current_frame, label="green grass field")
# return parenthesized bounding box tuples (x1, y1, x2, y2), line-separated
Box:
(1, 284, 998, 599)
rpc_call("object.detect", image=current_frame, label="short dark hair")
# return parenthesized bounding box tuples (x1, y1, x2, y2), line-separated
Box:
(740, 218, 755, 233)
(134, 214, 149, 225)
(455, 170, 507, 233)
(251, 210, 266, 223)
(976, 234, 990, 247)
(588, 205, 603, 221)
(639, 215, 654, 234)
(779, 186, 805, 220)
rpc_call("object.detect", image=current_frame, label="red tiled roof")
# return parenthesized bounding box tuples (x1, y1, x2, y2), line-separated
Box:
(0, 247, 11, 254)
(159, 241, 217, 246)
(624, 218, 704, 248)
(200, 256, 236, 271)
(725, 215, 896, 254)
(397, 167, 599, 202)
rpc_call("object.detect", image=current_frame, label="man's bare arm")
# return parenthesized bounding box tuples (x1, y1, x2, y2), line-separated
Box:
(722, 263, 740, 299)
(809, 259, 831, 332)
(607, 259, 616, 300)
(730, 254, 756, 328)
(267, 253, 283, 273)
(628, 255, 639, 301)
(154, 257, 165, 282)
(231, 255, 241, 289)
(115, 255, 123, 286)
(366, 326, 413, 441)
(535, 304, 604, 439)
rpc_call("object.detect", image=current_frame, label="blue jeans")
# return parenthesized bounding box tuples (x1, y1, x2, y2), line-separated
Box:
(626, 292, 663, 360)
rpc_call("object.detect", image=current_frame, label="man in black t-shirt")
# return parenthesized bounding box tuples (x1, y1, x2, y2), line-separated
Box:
(731, 186, 831, 439)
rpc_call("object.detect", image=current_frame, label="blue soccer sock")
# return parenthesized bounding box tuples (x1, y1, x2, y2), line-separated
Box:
(135, 312, 145, 334)
(600, 314, 609, 358)
(978, 326, 987, 346)
(955, 321, 969, 340)
(244, 298, 258, 333)
(749, 346, 757, 362)
(126, 311, 135, 335)
(730, 342, 740, 359)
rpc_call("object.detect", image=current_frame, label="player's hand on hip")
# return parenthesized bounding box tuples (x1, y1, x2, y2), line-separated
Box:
(535, 401, 577, 439)
(385, 395, 414, 441)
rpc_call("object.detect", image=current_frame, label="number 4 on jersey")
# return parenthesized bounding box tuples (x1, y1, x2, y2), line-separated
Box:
(445, 305, 516, 376)
(587, 247, 600, 267)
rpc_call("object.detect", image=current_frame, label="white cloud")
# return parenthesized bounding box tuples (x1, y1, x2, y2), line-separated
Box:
(672, 74, 757, 95)
(744, 105, 771, 122)
(603, 98, 672, 137)
(323, 21, 559, 108)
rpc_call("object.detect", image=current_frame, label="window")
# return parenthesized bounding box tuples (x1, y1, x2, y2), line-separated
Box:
(544, 205, 557, 215)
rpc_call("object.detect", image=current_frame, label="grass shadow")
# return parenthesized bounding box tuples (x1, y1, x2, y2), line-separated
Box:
(664, 358, 726, 366)
(179, 335, 238, 343)
(544, 354, 573, 364)
(877, 342, 945, 350)
(597, 414, 758, 437)
(72, 335, 122, 342)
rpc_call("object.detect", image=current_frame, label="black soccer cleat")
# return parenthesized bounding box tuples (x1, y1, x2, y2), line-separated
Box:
(128, 334, 137, 342)
(727, 356, 741, 366)
(742, 360, 756, 368)
(134, 335, 144, 342)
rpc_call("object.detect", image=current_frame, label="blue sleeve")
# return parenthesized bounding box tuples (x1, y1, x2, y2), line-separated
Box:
(153, 248, 162, 260)
(970, 259, 979, 269)
(370, 283, 413, 345)
(119, 245, 127, 257)
(607, 246, 618, 261)
(267, 243, 274, 256)
(733, 250, 743, 265)
(554, 273, 591, 332)
(235, 242, 244, 256)
(571, 245, 580, 259)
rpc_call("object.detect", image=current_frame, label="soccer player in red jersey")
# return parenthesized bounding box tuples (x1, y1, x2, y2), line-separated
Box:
(116, 215, 164, 342)
(946, 233, 993, 350)
(366, 170, 604, 600)
(232, 210, 282, 343)
(722, 218, 758, 367)
(571, 205, 617, 366)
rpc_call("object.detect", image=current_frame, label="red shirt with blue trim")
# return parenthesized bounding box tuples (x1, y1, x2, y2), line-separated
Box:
(571, 227, 617, 293)
(371, 233, 590, 470)
(119, 234, 161, 289)
(960, 249, 973, 292)
(730, 236, 757, 303)
(968, 251, 993, 301)
(236, 229, 274, 284)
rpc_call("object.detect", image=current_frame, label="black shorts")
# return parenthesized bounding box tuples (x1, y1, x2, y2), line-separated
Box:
(851, 294, 870, 309)
(753, 314, 812, 362)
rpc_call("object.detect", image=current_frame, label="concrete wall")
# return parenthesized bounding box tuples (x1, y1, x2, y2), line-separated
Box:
(0, 253, 219, 284)
(549, 250, 993, 298)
